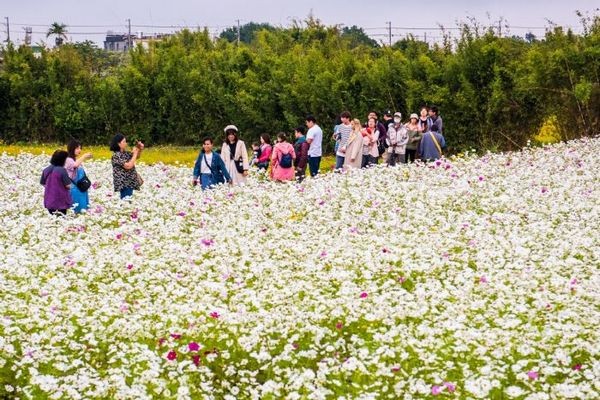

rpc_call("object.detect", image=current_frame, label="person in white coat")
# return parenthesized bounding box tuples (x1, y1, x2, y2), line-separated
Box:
(220, 125, 249, 185)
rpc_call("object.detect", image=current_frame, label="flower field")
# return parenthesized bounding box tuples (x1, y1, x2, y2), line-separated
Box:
(1, 139, 599, 399)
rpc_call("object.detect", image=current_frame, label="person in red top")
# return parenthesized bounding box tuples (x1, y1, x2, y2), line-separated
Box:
(256, 133, 272, 171)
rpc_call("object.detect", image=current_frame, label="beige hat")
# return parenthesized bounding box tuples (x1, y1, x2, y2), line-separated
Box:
(410, 113, 419, 120)
(223, 124, 238, 133)
(393, 112, 402, 119)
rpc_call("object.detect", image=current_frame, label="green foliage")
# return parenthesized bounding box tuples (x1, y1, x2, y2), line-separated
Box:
(0, 14, 598, 152)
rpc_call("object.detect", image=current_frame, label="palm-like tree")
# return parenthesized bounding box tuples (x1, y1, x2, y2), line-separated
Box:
(47, 22, 68, 47)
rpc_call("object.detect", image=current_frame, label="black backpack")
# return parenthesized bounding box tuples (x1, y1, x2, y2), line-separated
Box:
(279, 152, 293, 168)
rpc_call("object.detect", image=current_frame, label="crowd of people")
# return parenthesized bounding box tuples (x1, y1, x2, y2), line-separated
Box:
(40, 106, 446, 214)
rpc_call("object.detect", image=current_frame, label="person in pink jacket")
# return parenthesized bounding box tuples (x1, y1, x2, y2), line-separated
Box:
(270, 132, 296, 182)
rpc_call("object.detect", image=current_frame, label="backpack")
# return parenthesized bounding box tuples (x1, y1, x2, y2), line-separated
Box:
(279, 152, 293, 168)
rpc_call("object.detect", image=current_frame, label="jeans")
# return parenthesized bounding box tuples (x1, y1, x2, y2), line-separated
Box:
(308, 156, 321, 177)
(120, 188, 134, 199)
(335, 155, 345, 171)
(200, 174, 214, 190)
(405, 149, 417, 163)
(361, 155, 377, 168)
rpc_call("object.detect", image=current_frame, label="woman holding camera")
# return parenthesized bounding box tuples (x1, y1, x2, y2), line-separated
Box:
(110, 133, 144, 199)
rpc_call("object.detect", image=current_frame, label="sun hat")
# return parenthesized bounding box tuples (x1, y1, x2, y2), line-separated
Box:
(410, 113, 419, 120)
(223, 124, 238, 133)
(393, 112, 402, 119)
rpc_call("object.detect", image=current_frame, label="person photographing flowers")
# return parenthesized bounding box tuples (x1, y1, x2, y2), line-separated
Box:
(110, 133, 144, 199)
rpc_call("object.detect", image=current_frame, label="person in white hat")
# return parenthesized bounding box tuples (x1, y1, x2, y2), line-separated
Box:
(404, 113, 422, 163)
(385, 112, 408, 166)
(220, 124, 249, 185)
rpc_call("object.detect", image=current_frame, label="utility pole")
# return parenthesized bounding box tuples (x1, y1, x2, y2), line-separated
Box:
(424, 31, 427, 44)
(498, 21, 502, 37)
(5, 17, 10, 43)
(127, 18, 132, 50)
(236, 19, 240, 46)
(386, 21, 391, 46)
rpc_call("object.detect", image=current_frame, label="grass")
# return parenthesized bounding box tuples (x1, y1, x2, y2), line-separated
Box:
(0, 143, 337, 172)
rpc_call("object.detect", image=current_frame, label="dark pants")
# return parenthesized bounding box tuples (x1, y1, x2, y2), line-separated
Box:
(335, 155, 345, 171)
(257, 162, 269, 171)
(47, 208, 67, 215)
(120, 188, 134, 199)
(295, 168, 306, 183)
(361, 155, 377, 168)
(404, 149, 417, 163)
(308, 156, 321, 177)
(387, 153, 403, 166)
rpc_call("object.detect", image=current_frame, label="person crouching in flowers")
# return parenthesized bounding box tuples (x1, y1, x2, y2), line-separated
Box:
(110, 133, 144, 199)
(270, 132, 296, 182)
(65, 139, 92, 213)
(193, 137, 232, 190)
(220, 125, 249, 185)
(40, 150, 72, 215)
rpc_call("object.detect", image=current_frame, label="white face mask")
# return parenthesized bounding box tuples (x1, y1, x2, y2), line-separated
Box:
(394, 118, 401, 124)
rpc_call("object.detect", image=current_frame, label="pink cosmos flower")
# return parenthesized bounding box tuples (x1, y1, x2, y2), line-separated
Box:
(572, 364, 582, 371)
(391, 366, 400, 373)
(188, 342, 200, 352)
(170, 333, 182, 340)
(177, 211, 186, 217)
(210, 311, 220, 319)
(126, 264, 134, 270)
(479, 276, 488, 284)
(335, 321, 343, 330)
(158, 338, 166, 346)
(320, 251, 328, 258)
(359, 292, 368, 299)
(192, 354, 201, 366)
(116, 233, 123, 240)
(527, 370, 539, 380)
(444, 382, 456, 393)
(292, 342, 299, 350)
(201, 238, 214, 247)
(431, 385, 442, 395)
(167, 350, 177, 361)
(541, 187, 548, 193)
(398, 276, 407, 283)
(382, 247, 390, 253)
(478, 175, 484, 181)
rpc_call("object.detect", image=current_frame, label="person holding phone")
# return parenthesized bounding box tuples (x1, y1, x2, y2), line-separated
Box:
(110, 133, 144, 199)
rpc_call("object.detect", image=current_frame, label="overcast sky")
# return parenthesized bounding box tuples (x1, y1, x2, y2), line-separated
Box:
(3, 0, 599, 46)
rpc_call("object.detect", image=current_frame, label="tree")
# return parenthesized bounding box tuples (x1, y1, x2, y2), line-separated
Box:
(341, 25, 378, 48)
(47, 22, 68, 47)
(219, 22, 275, 44)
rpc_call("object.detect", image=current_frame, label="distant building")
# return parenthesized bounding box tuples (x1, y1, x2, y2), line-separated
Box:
(104, 33, 133, 52)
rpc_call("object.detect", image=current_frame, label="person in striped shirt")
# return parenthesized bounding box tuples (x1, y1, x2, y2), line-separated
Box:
(334, 111, 353, 171)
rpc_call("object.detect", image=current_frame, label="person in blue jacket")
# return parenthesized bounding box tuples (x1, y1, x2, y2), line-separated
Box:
(193, 137, 232, 190)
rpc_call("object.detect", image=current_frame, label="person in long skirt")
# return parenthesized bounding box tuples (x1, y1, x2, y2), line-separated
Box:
(220, 125, 249, 185)
(343, 118, 364, 170)
(65, 139, 92, 213)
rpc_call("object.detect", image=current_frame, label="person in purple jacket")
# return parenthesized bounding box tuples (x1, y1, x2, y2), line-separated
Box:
(40, 150, 72, 215)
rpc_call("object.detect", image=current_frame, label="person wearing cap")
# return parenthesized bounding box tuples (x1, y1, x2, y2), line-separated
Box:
(220, 125, 249, 185)
(386, 112, 408, 166)
(404, 113, 422, 163)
